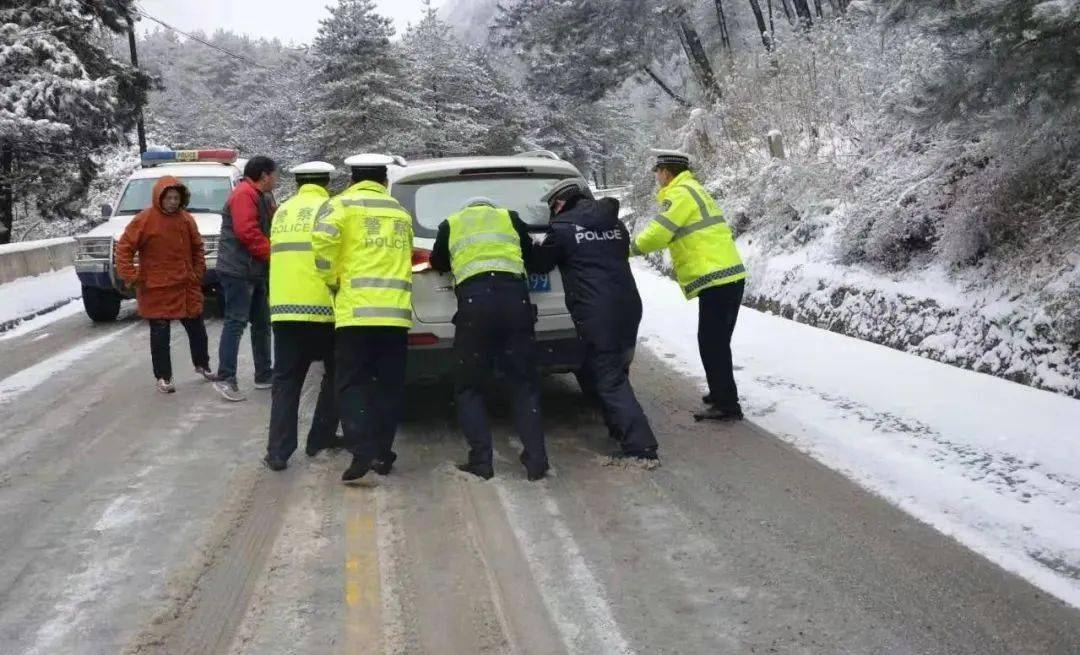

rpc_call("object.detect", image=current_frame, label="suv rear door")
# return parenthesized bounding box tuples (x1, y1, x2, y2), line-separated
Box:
(392, 172, 573, 326)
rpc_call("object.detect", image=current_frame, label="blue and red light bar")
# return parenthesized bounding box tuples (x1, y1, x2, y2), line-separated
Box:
(141, 149, 238, 167)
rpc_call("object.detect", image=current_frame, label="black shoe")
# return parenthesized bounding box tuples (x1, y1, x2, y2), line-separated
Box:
(372, 451, 397, 476)
(456, 462, 494, 480)
(693, 406, 744, 422)
(341, 456, 370, 484)
(702, 393, 714, 405)
(611, 448, 659, 462)
(306, 436, 346, 457)
(263, 454, 287, 471)
(519, 452, 549, 482)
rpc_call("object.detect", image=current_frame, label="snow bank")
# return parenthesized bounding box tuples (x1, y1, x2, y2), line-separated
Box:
(736, 228, 1080, 399)
(634, 261, 1080, 609)
(0, 267, 82, 334)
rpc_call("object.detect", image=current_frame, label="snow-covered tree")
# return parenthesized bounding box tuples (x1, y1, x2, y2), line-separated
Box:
(0, 0, 149, 242)
(401, 1, 530, 157)
(310, 0, 425, 160)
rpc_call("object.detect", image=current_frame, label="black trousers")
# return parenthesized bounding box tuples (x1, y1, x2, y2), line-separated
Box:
(698, 280, 745, 411)
(581, 345, 658, 453)
(149, 317, 209, 381)
(335, 326, 408, 465)
(453, 276, 547, 469)
(267, 322, 340, 461)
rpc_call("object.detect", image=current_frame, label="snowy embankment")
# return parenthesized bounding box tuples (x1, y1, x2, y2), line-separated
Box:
(0, 267, 82, 337)
(738, 233, 1080, 399)
(634, 261, 1080, 608)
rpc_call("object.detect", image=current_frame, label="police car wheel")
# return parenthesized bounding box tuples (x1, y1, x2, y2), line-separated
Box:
(82, 286, 121, 322)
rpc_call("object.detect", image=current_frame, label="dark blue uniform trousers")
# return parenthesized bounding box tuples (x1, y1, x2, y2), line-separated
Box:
(452, 275, 548, 470)
(335, 326, 408, 466)
(580, 344, 658, 454)
(267, 322, 339, 461)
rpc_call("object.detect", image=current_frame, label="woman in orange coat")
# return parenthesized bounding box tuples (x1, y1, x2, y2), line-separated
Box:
(116, 176, 214, 393)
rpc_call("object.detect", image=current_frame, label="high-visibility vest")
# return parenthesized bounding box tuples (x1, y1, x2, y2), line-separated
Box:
(632, 170, 746, 299)
(310, 180, 413, 329)
(446, 204, 524, 285)
(268, 184, 335, 323)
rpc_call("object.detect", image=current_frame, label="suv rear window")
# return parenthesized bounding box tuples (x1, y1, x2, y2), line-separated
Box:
(392, 174, 571, 238)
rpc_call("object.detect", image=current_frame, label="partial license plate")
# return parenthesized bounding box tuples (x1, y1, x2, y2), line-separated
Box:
(527, 273, 551, 292)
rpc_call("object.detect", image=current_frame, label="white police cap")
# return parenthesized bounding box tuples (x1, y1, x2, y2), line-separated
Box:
(288, 161, 335, 175)
(344, 153, 395, 168)
(651, 148, 691, 169)
(464, 197, 497, 208)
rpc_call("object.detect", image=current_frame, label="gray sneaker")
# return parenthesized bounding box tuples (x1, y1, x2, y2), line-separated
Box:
(213, 378, 246, 402)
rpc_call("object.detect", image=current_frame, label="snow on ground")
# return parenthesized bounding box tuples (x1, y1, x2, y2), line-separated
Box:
(732, 212, 1080, 398)
(0, 267, 82, 334)
(0, 325, 137, 406)
(633, 261, 1080, 609)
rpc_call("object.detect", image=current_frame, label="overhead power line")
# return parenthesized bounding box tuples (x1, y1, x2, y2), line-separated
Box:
(130, 3, 271, 70)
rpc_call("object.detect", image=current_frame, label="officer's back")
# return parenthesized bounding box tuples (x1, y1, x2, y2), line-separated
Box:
(535, 194, 642, 353)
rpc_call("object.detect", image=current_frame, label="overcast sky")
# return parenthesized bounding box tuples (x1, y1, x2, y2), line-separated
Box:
(136, 0, 436, 45)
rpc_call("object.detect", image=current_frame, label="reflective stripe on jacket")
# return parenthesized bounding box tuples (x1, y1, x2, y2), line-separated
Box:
(446, 204, 525, 285)
(269, 184, 335, 323)
(310, 180, 413, 329)
(632, 170, 746, 299)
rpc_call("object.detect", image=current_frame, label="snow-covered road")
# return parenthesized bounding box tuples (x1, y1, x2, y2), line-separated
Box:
(635, 261, 1080, 609)
(0, 280, 1078, 654)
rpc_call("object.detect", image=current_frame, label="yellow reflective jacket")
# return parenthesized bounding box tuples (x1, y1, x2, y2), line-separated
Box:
(269, 184, 335, 323)
(447, 204, 525, 285)
(311, 180, 413, 329)
(632, 170, 746, 299)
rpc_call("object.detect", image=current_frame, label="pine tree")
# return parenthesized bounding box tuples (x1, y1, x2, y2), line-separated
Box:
(0, 0, 150, 241)
(401, 1, 529, 157)
(311, 0, 425, 160)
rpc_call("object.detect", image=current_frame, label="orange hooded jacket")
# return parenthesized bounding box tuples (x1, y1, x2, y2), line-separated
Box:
(115, 176, 207, 319)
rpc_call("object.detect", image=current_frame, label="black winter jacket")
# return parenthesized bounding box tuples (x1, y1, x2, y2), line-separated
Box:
(532, 197, 642, 352)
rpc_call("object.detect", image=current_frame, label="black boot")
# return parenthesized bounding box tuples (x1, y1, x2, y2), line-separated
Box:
(520, 452, 549, 482)
(702, 393, 714, 405)
(610, 448, 659, 463)
(693, 405, 744, 422)
(262, 454, 287, 472)
(372, 451, 397, 476)
(456, 462, 494, 480)
(306, 435, 346, 457)
(341, 455, 371, 483)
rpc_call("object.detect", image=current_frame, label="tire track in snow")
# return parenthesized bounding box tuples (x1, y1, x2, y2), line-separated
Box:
(493, 473, 634, 655)
(0, 324, 137, 407)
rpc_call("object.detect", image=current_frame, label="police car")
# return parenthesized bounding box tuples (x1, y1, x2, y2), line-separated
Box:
(390, 151, 586, 381)
(74, 149, 245, 321)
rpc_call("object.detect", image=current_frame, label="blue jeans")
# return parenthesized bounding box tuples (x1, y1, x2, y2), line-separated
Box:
(216, 273, 272, 383)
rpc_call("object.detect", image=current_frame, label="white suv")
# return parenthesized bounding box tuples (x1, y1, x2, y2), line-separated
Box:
(389, 152, 585, 382)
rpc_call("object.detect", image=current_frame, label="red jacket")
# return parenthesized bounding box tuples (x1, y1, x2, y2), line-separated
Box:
(227, 179, 271, 261)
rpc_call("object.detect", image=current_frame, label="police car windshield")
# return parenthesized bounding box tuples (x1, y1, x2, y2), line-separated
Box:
(116, 177, 233, 215)
(396, 175, 570, 238)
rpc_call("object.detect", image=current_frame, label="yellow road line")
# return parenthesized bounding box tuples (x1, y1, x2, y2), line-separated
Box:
(344, 486, 382, 654)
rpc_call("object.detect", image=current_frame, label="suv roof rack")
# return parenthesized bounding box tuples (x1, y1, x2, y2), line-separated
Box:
(513, 150, 561, 160)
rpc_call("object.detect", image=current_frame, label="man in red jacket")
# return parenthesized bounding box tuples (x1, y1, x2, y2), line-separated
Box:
(213, 156, 279, 402)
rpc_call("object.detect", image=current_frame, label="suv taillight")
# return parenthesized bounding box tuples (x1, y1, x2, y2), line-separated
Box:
(412, 248, 432, 273)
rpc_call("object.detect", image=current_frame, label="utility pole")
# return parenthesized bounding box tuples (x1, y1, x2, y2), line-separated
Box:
(126, 14, 147, 154)
(0, 142, 13, 245)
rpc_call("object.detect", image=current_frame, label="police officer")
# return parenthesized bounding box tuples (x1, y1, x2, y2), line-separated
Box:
(264, 161, 343, 471)
(312, 154, 413, 484)
(632, 150, 747, 422)
(532, 179, 659, 461)
(429, 197, 549, 481)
